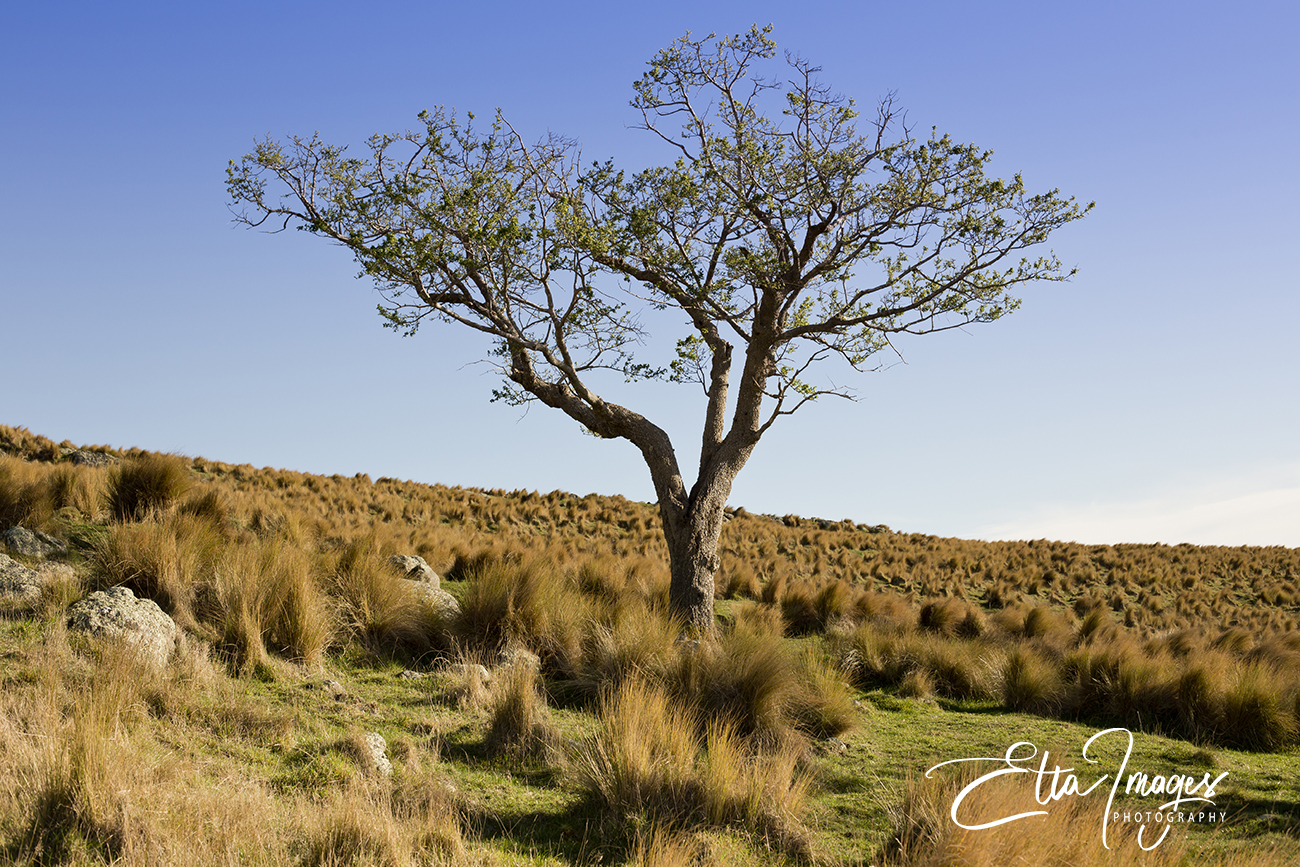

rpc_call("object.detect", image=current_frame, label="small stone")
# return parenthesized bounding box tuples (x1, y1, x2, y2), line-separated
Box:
(317, 679, 345, 696)
(497, 646, 541, 673)
(361, 732, 393, 777)
(405, 580, 461, 621)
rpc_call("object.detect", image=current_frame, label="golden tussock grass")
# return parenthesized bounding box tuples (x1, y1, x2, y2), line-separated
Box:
(93, 510, 222, 632)
(571, 678, 813, 858)
(484, 658, 560, 761)
(217, 539, 334, 670)
(105, 453, 193, 522)
(669, 628, 854, 747)
(877, 765, 1296, 867)
(298, 776, 466, 867)
(0, 455, 60, 532)
(325, 534, 440, 660)
(3, 426, 1300, 864)
(455, 554, 590, 674)
(628, 824, 702, 867)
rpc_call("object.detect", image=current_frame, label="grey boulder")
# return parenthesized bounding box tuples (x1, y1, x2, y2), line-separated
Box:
(0, 553, 42, 608)
(402, 579, 461, 622)
(388, 554, 440, 590)
(497, 646, 541, 673)
(360, 732, 393, 777)
(67, 449, 117, 467)
(3, 526, 68, 559)
(67, 586, 178, 668)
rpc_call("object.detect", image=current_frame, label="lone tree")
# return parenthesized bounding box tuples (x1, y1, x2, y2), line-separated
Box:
(228, 27, 1090, 633)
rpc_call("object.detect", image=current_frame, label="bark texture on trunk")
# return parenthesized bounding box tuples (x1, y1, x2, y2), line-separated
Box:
(660, 484, 731, 635)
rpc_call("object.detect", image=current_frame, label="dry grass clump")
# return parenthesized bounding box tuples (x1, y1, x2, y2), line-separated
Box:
(571, 680, 698, 826)
(326, 536, 442, 660)
(718, 560, 761, 600)
(818, 586, 1300, 752)
(0, 455, 59, 531)
(778, 577, 865, 635)
(1219, 663, 1299, 751)
(106, 454, 193, 521)
(583, 554, 673, 612)
(628, 825, 701, 867)
(0, 457, 109, 529)
(456, 554, 589, 674)
(35, 564, 85, 616)
(47, 464, 107, 518)
(790, 647, 859, 738)
(1000, 645, 1064, 714)
(1075, 607, 1121, 644)
(876, 765, 1296, 867)
(670, 629, 855, 745)
(760, 574, 917, 638)
(440, 651, 494, 710)
(449, 553, 857, 749)
(93, 511, 223, 632)
(572, 602, 683, 699)
(834, 624, 999, 702)
(6, 642, 164, 865)
(299, 777, 465, 867)
(484, 660, 560, 761)
(1053, 638, 1300, 750)
(391, 776, 467, 865)
(16, 705, 143, 864)
(572, 679, 812, 859)
(730, 600, 787, 638)
(178, 488, 233, 532)
(918, 597, 984, 637)
(92, 513, 333, 670)
(217, 540, 334, 670)
(0, 425, 66, 462)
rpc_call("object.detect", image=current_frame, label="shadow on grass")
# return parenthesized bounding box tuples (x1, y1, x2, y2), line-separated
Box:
(1222, 795, 1300, 840)
(463, 801, 615, 865)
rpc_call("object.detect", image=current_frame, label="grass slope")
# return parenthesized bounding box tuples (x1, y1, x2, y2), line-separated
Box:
(1, 424, 1297, 865)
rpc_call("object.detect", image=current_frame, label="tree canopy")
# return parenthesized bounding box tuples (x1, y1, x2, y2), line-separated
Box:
(227, 26, 1091, 631)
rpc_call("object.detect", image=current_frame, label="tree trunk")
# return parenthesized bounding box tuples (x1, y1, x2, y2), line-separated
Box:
(660, 472, 735, 635)
(665, 509, 717, 631)
(662, 506, 721, 634)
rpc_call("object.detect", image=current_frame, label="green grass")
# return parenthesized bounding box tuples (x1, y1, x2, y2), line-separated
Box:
(5, 602, 1296, 866)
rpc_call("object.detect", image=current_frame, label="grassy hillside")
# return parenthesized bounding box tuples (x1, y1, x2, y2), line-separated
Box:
(2, 424, 1297, 865)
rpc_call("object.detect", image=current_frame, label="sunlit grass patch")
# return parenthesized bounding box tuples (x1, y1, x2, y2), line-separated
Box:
(106, 453, 193, 522)
(327, 535, 442, 660)
(571, 678, 813, 858)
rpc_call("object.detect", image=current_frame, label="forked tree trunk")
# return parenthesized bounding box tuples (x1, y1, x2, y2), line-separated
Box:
(504, 340, 756, 635)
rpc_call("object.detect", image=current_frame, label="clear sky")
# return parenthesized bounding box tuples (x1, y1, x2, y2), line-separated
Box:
(3, 1, 1297, 547)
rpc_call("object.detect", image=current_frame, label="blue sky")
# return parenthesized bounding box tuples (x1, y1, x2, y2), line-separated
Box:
(3, 1, 1298, 546)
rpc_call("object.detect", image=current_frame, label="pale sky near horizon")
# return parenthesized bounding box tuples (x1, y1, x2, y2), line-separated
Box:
(2, 1, 1297, 548)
